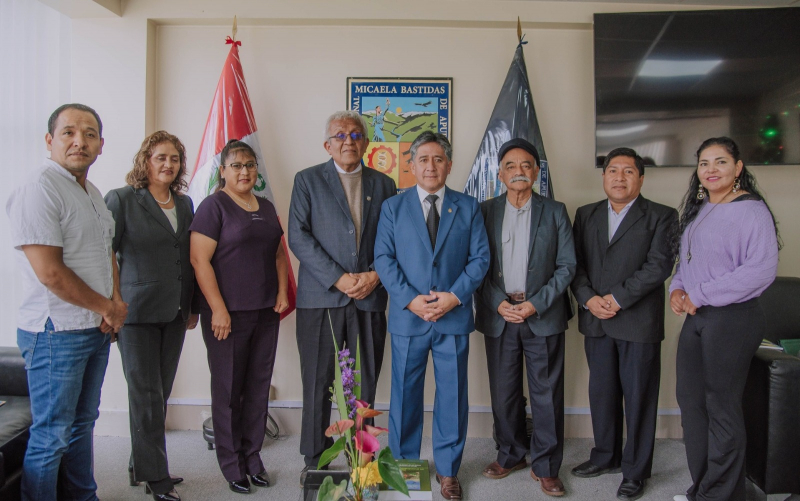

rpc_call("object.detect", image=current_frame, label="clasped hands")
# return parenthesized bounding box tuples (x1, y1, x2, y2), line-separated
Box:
(670, 289, 698, 316)
(497, 300, 536, 323)
(408, 291, 460, 322)
(335, 271, 381, 300)
(585, 294, 621, 319)
(99, 295, 128, 340)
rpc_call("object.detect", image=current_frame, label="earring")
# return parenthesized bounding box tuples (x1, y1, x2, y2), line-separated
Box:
(733, 177, 741, 193)
(696, 184, 706, 200)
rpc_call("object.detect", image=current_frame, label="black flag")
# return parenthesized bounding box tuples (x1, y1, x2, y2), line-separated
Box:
(464, 37, 553, 201)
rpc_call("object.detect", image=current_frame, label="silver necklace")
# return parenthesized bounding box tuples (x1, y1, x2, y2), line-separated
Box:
(685, 190, 733, 262)
(153, 190, 172, 206)
(226, 189, 254, 210)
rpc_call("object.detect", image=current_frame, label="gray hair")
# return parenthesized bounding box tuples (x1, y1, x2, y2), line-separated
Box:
(409, 131, 452, 161)
(324, 111, 369, 142)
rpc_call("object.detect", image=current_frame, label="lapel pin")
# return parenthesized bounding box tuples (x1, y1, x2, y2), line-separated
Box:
(448, 208, 452, 213)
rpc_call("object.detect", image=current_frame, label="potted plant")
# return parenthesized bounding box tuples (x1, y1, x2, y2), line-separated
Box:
(316, 326, 409, 501)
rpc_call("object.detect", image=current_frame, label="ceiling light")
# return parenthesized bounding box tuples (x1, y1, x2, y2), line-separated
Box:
(638, 59, 722, 78)
(596, 124, 649, 137)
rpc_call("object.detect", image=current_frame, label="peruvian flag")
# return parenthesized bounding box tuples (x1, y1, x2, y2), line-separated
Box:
(187, 36, 296, 319)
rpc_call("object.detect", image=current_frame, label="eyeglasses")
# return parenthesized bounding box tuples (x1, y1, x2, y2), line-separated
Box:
(328, 132, 365, 142)
(226, 162, 258, 172)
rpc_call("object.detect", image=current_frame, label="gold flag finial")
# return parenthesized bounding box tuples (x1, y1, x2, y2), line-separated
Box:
(232, 15, 238, 42)
(517, 16, 522, 43)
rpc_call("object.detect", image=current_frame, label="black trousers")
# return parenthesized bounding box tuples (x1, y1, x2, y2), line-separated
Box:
(485, 322, 564, 478)
(117, 312, 186, 494)
(676, 299, 763, 501)
(201, 308, 280, 482)
(296, 303, 386, 467)
(584, 335, 661, 480)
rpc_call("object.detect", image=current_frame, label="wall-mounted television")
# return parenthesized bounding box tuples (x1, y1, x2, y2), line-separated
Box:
(594, 7, 800, 167)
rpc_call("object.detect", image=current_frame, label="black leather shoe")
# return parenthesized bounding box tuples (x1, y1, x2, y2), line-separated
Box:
(150, 488, 181, 501)
(131, 468, 183, 487)
(571, 460, 621, 478)
(249, 471, 271, 487)
(170, 476, 184, 485)
(228, 478, 251, 494)
(617, 478, 645, 500)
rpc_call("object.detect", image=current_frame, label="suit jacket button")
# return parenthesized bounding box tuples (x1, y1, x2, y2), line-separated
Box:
(176, 259, 181, 265)
(178, 275, 182, 280)
(433, 261, 438, 267)
(349, 229, 354, 234)
(174, 242, 179, 248)
(431, 286, 438, 291)
(352, 252, 356, 257)
(498, 272, 502, 277)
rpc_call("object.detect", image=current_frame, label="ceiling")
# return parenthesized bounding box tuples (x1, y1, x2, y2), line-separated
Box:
(545, 0, 798, 5)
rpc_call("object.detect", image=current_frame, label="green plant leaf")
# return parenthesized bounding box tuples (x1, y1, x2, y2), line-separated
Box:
(354, 337, 362, 400)
(377, 448, 409, 495)
(328, 311, 352, 444)
(317, 475, 349, 501)
(318, 436, 346, 470)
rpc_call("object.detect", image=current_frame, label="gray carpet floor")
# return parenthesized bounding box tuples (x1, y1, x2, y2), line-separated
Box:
(94, 431, 793, 500)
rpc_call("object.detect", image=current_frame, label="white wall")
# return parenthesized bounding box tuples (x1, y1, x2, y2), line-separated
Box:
(2, 0, 799, 439)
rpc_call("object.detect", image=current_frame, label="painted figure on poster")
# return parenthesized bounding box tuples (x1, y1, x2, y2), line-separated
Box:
(371, 98, 390, 142)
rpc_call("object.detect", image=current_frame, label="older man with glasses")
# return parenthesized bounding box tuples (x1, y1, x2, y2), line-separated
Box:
(288, 110, 396, 484)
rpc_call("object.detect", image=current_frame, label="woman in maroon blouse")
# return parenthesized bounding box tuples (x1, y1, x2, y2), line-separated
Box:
(189, 140, 288, 494)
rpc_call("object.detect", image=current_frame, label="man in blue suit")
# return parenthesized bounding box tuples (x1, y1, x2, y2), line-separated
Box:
(374, 131, 490, 500)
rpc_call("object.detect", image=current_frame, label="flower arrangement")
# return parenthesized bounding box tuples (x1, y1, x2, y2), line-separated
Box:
(317, 333, 409, 501)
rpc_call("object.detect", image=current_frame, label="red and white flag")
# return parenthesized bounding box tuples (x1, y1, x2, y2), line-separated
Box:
(188, 36, 296, 319)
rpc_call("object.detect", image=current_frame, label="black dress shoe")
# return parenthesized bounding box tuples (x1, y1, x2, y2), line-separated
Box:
(170, 476, 184, 485)
(149, 488, 181, 501)
(228, 477, 251, 494)
(571, 460, 621, 478)
(249, 471, 271, 487)
(617, 478, 645, 500)
(129, 467, 183, 487)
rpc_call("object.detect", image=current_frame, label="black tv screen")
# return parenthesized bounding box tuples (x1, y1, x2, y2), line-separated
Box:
(594, 7, 800, 167)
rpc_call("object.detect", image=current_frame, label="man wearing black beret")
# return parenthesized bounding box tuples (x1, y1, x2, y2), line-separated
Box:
(474, 138, 576, 497)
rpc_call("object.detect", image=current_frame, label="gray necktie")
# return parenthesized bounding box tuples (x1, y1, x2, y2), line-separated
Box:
(426, 194, 439, 249)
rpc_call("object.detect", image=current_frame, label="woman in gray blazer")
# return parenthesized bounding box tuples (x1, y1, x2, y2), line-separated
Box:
(105, 131, 196, 501)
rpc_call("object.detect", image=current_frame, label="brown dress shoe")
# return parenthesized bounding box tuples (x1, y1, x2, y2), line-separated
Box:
(531, 471, 565, 497)
(482, 459, 528, 479)
(435, 473, 463, 500)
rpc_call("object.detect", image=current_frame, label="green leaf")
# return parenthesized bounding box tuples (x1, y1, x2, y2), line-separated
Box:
(354, 337, 362, 400)
(318, 436, 346, 470)
(317, 475, 349, 501)
(377, 448, 409, 495)
(328, 311, 352, 443)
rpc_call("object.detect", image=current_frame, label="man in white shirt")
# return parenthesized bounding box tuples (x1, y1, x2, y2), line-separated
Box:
(6, 103, 127, 501)
(374, 131, 490, 500)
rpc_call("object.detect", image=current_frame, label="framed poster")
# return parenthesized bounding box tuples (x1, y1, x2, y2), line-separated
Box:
(347, 77, 453, 190)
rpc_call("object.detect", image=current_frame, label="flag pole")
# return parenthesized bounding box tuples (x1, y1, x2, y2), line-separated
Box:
(231, 15, 238, 43)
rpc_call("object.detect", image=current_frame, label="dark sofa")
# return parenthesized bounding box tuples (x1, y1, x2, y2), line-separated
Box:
(0, 347, 31, 500)
(743, 276, 800, 495)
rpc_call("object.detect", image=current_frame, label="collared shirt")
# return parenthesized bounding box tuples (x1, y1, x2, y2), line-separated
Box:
(416, 184, 445, 220)
(333, 160, 363, 175)
(6, 159, 115, 332)
(501, 196, 532, 294)
(608, 197, 638, 242)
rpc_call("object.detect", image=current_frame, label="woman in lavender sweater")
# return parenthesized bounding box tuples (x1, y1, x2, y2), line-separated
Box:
(669, 137, 781, 501)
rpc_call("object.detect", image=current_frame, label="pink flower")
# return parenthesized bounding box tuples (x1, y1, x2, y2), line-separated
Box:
(324, 419, 354, 437)
(365, 425, 388, 437)
(354, 430, 380, 453)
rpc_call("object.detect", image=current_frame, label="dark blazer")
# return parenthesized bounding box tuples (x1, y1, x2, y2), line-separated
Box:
(374, 186, 490, 336)
(104, 186, 194, 324)
(571, 196, 677, 343)
(288, 160, 396, 311)
(475, 192, 576, 338)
